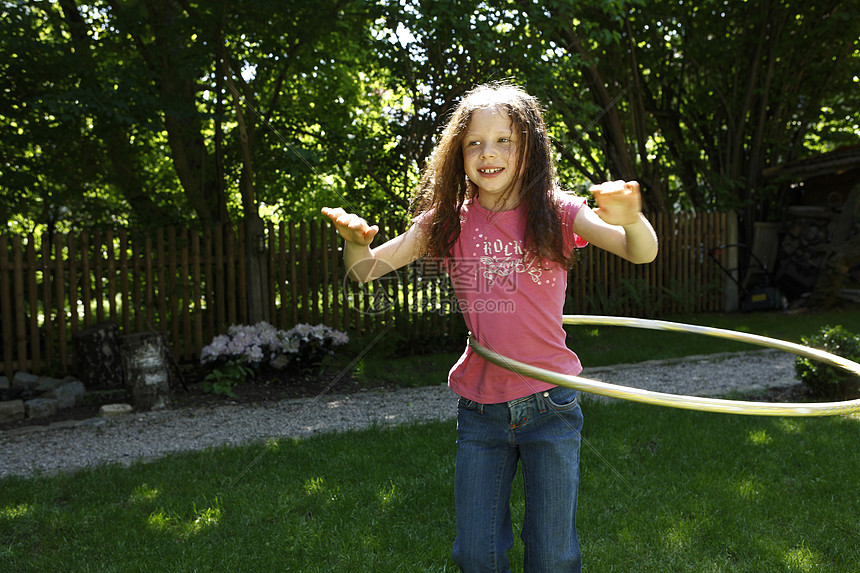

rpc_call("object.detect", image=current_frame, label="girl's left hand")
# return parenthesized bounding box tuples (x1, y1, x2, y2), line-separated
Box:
(590, 180, 643, 227)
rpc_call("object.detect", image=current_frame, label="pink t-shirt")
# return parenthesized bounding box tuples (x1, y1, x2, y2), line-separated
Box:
(445, 193, 588, 403)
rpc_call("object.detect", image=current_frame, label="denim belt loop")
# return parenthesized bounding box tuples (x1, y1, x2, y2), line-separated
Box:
(536, 390, 548, 413)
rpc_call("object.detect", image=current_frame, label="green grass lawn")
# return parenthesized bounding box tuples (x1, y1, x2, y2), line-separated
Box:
(567, 307, 860, 367)
(346, 306, 860, 386)
(2, 306, 860, 571)
(1, 402, 857, 572)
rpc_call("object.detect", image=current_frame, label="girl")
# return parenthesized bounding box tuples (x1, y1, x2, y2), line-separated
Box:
(322, 82, 657, 573)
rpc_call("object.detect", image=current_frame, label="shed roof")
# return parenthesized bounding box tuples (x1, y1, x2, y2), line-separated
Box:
(763, 145, 860, 180)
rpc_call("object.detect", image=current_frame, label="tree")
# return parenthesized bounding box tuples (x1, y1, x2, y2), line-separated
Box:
(509, 0, 860, 228)
(3, 0, 858, 236)
(1, 0, 386, 227)
(358, 0, 529, 222)
(1, 1, 183, 233)
(359, 0, 590, 221)
(2, 0, 388, 322)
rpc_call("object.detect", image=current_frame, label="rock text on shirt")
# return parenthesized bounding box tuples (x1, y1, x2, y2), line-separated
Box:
(471, 236, 552, 289)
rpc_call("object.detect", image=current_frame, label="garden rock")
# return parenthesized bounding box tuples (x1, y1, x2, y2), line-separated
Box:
(100, 403, 133, 417)
(25, 398, 58, 419)
(44, 381, 86, 409)
(0, 372, 88, 422)
(12, 372, 39, 390)
(0, 399, 25, 423)
(35, 376, 66, 393)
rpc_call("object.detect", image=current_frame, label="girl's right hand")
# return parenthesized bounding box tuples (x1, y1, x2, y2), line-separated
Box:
(321, 207, 379, 246)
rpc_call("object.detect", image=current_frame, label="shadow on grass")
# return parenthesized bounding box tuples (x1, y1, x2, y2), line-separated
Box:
(1, 400, 857, 572)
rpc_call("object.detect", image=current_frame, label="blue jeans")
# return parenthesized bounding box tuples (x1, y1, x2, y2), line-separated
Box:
(452, 386, 583, 573)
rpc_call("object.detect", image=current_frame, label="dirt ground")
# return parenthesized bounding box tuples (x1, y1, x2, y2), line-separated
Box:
(0, 364, 368, 432)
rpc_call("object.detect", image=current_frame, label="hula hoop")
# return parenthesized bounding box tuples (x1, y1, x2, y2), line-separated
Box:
(468, 315, 860, 417)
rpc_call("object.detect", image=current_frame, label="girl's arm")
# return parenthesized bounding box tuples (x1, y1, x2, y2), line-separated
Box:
(573, 180, 658, 264)
(321, 207, 427, 282)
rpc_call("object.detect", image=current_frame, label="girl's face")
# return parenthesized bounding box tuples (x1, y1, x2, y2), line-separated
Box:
(461, 106, 522, 211)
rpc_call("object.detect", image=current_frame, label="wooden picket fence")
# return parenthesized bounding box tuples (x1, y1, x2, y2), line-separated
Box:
(0, 211, 731, 377)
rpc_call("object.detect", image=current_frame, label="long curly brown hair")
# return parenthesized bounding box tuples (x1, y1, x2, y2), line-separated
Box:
(411, 82, 572, 268)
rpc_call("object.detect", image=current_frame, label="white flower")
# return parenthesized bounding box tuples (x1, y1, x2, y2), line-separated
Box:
(246, 344, 264, 362)
(200, 322, 349, 367)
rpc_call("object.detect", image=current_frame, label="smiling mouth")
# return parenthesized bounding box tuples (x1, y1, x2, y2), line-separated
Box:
(479, 168, 503, 174)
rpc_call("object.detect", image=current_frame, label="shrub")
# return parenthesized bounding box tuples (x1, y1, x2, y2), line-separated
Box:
(199, 322, 349, 395)
(794, 325, 860, 400)
(202, 361, 254, 398)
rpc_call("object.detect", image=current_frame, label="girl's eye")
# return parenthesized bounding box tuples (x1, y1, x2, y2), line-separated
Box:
(498, 138, 510, 143)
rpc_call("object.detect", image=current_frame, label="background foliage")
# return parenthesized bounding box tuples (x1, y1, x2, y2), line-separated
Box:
(2, 0, 859, 238)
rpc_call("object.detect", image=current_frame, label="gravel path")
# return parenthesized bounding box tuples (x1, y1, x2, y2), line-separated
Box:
(0, 350, 799, 478)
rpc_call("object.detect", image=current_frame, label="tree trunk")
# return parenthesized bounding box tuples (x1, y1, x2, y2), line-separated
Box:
(120, 332, 171, 411)
(224, 59, 270, 324)
(72, 321, 123, 390)
(243, 186, 271, 324)
(114, 0, 230, 225)
(58, 0, 177, 227)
